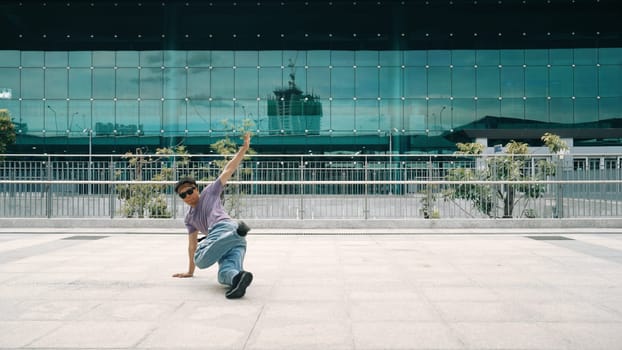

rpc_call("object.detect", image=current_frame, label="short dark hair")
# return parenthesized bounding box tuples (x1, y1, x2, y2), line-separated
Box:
(174, 176, 197, 192)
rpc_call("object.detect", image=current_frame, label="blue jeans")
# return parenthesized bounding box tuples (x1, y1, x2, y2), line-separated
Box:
(194, 220, 247, 286)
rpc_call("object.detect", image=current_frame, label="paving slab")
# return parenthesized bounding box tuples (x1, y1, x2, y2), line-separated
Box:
(0, 230, 621, 349)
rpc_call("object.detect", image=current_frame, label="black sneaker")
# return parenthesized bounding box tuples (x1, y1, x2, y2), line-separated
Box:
(225, 271, 253, 299)
(237, 220, 251, 237)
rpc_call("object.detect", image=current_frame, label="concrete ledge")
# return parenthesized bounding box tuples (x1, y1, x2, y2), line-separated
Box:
(1, 217, 620, 231)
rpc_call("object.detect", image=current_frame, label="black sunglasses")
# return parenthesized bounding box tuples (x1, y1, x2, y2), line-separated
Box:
(178, 187, 196, 199)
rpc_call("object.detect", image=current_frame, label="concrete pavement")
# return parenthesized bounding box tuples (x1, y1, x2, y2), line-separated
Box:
(1, 229, 622, 349)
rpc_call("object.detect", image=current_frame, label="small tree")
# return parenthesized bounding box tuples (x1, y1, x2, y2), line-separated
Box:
(444, 133, 568, 218)
(0, 109, 17, 158)
(116, 145, 189, 218)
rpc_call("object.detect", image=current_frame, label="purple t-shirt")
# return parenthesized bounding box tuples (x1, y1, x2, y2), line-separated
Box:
(184, 177, 231, 234)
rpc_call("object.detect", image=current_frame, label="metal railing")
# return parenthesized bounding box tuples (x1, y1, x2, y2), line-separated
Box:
(1, 153, 621, 220)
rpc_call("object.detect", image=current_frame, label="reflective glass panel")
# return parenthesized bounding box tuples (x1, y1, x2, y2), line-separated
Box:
(92, 51, 115, 67)
(355, 99, 378, 132)
(379, 67, 401, 98)
(574, 66, 597, 97)
(500, 66, 524, 98)
(163, 68, 187, 99)
(599, 65, 622, 97)
(92, 68, 115, 99)
(356, 67, 378, 98)
(428, 67, 450, 98)
(68, 68, 92, 99)
(476, 67, 499, 98)
(452, 67, 475, 98)
(525, 67, 548, 97)
(404, 99, 426, 131)
(140, 68, 163, 99)
(574, 97, 598, 123)
(404, 67, 426, 98)
(44, 68, 68, 99)
(211, 68, 234, 98)
(116, 68, 139, 99)
(45, 52, 67, 68)
(331, 68, 354, 98)
(116, 52, 139, 67)
(452, 98, 476, 128)
(21, 68, 44, 99)
(549, 66, 572, 97)
(549, 97, 572, 124)
(235, 67, 258, 99)
(525, 98, 548, 122)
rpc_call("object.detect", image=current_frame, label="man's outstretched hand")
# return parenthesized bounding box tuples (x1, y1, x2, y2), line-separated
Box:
(172, 272, 193, 278)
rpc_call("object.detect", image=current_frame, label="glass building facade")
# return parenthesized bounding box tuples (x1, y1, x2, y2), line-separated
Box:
(1, 1, 621, 155)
